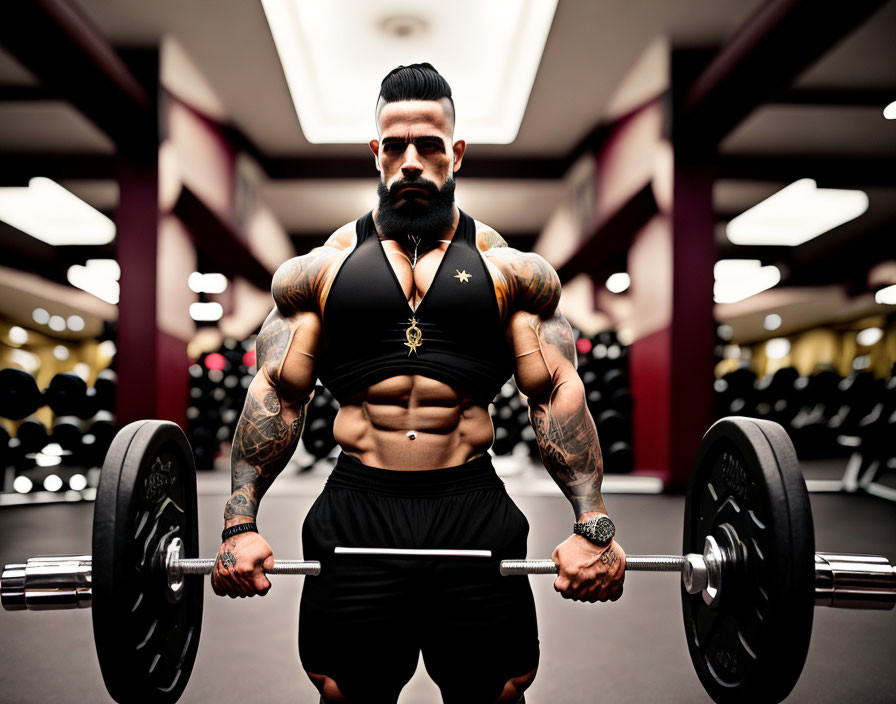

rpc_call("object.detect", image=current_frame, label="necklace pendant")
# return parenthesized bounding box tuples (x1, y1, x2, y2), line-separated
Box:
(404, 316, 423, 356)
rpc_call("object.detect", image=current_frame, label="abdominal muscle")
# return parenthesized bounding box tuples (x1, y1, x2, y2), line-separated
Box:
(332, 374, 495, 470)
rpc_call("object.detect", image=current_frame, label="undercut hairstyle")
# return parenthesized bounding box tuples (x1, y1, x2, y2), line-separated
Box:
(375, 63, 455, 134)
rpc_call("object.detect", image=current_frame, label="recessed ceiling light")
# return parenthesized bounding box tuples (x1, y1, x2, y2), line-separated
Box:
(380, 15, 428, 39)
(0, 177, 115, 245)
(884, 100, 896, 120)
(726, 179, 868, 247)
(261, 0, 558, 144)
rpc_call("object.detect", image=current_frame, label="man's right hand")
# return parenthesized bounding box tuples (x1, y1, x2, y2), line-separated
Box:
(211, 532, 275, 598)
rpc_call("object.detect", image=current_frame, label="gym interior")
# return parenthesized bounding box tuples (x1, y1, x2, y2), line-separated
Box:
(1, 1, 894, 702)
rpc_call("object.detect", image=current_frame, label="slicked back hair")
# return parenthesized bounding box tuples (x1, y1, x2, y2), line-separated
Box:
(375, 63, 455, 134)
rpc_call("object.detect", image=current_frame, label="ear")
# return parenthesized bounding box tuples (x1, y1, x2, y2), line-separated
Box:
(452, 139, 466, 173)
(369, 139, 381, 172)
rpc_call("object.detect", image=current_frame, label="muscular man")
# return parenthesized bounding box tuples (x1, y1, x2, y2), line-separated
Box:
(212, 63, 625, 703)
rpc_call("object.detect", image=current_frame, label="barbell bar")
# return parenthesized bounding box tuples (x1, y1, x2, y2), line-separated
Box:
(5, 539, 893, 613)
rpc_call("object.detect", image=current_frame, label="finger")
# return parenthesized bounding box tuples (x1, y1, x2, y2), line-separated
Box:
(554, 577, 570, 593)
(610, 584, 624, 602)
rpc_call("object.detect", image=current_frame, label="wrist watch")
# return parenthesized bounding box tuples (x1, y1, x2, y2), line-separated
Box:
(574, 515, 616, 546)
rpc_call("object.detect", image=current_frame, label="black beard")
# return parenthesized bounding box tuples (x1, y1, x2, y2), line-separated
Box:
(376, 176, 456, 245)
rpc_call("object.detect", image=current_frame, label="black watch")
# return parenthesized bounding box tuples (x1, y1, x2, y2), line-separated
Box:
(574, 516, 616, 546)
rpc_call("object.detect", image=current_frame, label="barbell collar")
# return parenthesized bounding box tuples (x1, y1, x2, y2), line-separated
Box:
(814, 553, 896, 610)
(1, 556, 92, 611)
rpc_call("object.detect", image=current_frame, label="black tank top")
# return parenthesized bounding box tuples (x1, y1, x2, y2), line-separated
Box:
(317, 210, 513, 405)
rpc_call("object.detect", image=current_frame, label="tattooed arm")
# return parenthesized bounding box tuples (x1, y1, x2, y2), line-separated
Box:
(505, 251, 625, 603)
(505, 252, 605, 518)
(213, 236, 347, 598)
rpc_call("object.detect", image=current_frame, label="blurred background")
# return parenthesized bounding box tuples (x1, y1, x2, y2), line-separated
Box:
(0, 2, 895, 703)
(1, 0, 895, 500)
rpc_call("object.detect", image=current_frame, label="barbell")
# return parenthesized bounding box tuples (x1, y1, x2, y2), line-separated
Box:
(1, 417, 894, 703)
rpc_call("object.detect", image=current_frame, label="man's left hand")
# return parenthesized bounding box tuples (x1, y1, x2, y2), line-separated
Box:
(551, 535, 626, 603)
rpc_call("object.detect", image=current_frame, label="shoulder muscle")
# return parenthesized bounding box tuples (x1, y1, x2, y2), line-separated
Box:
(272, 222, 355, 316)
(488, 249, 560, 318)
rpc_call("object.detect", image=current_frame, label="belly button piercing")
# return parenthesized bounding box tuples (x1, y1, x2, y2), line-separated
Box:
(406, 430, 418, 440)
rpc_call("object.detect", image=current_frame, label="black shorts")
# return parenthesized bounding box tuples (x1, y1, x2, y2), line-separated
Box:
(299, 451, 539, 703)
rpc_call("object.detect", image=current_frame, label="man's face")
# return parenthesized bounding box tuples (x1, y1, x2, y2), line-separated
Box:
(370, 99, 465, 201)
(370, 99, 466, 239)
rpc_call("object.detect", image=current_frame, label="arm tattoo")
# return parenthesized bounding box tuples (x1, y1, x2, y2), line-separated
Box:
(256, 315, 291, 380)
(271, 246, 336, 316)
(528, 311, 605, 518)
(224, 389, 308, 520)
(508, 252, 561, 316)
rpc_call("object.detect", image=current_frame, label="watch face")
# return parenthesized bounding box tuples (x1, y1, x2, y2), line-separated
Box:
(593, 517, 615, 543)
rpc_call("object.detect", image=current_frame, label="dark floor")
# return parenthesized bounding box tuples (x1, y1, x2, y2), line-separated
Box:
(0, 483, 894, 703)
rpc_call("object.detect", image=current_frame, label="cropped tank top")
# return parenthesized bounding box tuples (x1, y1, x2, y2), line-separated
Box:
(317, 210, 514, 404)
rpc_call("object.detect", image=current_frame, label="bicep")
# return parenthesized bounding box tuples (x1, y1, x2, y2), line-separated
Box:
(256, 308, 320, 404)
(509, 309, 579, 403)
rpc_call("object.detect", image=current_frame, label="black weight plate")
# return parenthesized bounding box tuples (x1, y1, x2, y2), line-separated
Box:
(93, 420, 202, 704)
(681, 417, 814, 704)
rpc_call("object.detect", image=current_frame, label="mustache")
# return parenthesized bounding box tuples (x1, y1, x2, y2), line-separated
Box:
(388, 177, 439, 198)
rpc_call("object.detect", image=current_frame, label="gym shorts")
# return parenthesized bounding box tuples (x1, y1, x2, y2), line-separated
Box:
(299, 451, 540, 703)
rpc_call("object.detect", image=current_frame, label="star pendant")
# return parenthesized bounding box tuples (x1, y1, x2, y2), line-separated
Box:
(454, 269, 471, 283)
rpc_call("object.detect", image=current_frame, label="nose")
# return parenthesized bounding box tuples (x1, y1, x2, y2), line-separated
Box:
(400, 144, 423, 177)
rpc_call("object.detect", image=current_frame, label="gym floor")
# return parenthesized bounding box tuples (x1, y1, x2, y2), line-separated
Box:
(1, 461, 893, 704)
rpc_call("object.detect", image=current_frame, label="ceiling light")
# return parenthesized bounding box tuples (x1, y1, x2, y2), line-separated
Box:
(261, 0, 558, 144)
(875, 284, 896, 305)
(765, 338, 791, 360)
(8, 326, 28, 345)
(32, 308, 49, 325)
(713, 260, 781, 304)
(73, 362, 91, 380)
(0, 177, 115, 245)
(717, 324, 733, 341)
(726, 179, 868, 246)
(67, 263, 120, 304)
(67, 315, 85, 331)
(856, 327, 883, 347)
(884, 101, 896, 120)
(48, 315, 66, 332)
(189, 272, 228, 294)
(53, 345, 69, 360)
(190, 302, 224, 322)
(606, 272, 631, 294)
(763, 314, 782, 331)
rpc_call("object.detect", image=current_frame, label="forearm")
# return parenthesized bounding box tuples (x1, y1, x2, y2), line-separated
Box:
(224, 382, 309, 526)
(530, 379, 606, 520)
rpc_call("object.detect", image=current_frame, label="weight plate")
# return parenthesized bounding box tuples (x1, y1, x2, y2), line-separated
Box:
(93, 420, 202, 704)
(682, 417, 814, 704)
